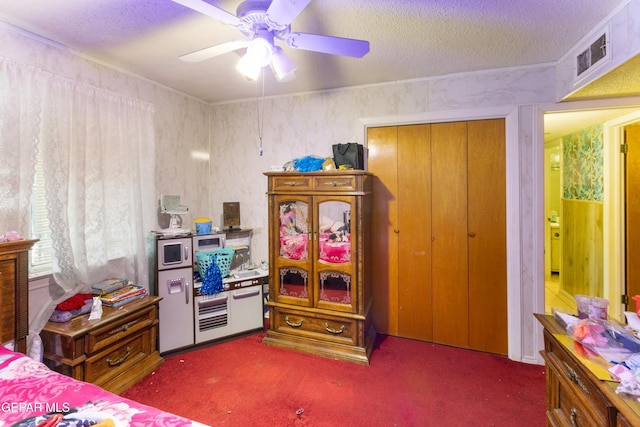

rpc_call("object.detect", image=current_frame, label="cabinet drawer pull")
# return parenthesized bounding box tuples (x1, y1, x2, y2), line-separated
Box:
(285, 316, 304, 327)
(570, 407, 578, 427)
(106, 346, 131, 366)
(325, 323, 345, 334)
(562, 361, 589, 394)
(283, 181, 303, 186)
(109, 320, 136, 335)
(319, 180, 349, 187)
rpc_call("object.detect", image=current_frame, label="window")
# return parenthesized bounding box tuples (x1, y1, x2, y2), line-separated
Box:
(29, 147, 53, 278)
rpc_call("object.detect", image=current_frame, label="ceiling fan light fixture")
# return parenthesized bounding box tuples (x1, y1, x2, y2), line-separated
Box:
(271, 47, 296, 80)
(246, 35, 273, 67)
(236, 54, 262, 80)
(236, 29, 274, 80)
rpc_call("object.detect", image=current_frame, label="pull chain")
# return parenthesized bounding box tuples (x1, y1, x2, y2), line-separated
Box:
(256, 70, 265, 156)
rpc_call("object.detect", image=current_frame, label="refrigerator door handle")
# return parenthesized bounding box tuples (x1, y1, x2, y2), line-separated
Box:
(186, 282, 190, 305)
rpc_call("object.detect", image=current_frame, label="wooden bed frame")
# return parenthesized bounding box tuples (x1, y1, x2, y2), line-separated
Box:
(0, 239, 37, 354)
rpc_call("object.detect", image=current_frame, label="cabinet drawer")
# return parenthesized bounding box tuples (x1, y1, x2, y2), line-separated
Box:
(550, 375, 601, 427)
(87, 305, 156, 354)
(544, 346, 609, 425)
(618, 413, 634, 427)
(84, 328, 151, 386)
(313, 175, 356, 192)
(271, 175, 313, 192)
(272, 307, 357, 345)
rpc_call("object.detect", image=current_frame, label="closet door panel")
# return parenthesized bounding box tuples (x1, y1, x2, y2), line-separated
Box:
(367, 126, 399, 335)
(467, 119, 508, 355)
(431, 121, 469, 348)
(397, 124, 432, 340)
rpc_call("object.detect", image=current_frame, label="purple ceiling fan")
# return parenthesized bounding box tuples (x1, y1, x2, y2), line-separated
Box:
(172, 0, 370, 80)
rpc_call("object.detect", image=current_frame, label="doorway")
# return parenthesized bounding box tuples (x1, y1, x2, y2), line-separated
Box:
(543, 107, 640, 321)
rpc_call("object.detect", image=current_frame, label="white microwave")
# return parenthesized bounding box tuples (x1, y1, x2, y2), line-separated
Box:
(157, 237, 192, 270)
(192, 233, 226, 259)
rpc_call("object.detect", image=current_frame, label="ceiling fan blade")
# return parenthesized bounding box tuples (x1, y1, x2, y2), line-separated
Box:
(266, 0, 313, 28)
(171, 0, 241, 27)
(180, 40, 249, 62)
(285, 33, 370, 58)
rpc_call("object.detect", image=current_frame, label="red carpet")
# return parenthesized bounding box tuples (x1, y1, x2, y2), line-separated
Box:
(122, 330, 546, 426)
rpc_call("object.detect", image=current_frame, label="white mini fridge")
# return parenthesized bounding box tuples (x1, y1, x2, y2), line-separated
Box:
(156, 236, 194, 353)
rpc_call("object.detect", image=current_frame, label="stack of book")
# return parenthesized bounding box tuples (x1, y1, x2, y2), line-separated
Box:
(99, 284, 147, 308)
(91, 278, 128, 295)
(91, 278, 147, 308)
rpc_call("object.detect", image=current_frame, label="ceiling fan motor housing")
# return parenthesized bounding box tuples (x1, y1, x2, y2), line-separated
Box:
(236, 0, 290, 39)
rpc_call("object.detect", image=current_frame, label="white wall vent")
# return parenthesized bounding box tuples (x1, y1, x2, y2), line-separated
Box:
(576, 29, 609, 78)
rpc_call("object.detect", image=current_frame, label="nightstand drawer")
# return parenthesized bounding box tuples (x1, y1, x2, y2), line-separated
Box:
(272, 307, 357, 346)
(87, 305, 156, 354)
(85, 328, 151, 386)
(271, 175, 313, 192)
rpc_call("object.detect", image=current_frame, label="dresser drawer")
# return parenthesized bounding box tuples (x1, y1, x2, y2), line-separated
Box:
(618, 413, 634, 427)
(313, 175, 357, 192)
(544, 342, 610, 426)
(84, 328, 151, 386)
(272, 307, 357, 345)
(551, 376, 601, 427)
(271, 175, 313, 192)
(86, 305, 156, 354)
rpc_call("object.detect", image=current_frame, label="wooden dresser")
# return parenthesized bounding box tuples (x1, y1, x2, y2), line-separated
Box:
(0, 239, 37, 354)
(536, 314, 640, 426)
(40, 295, 163, 395)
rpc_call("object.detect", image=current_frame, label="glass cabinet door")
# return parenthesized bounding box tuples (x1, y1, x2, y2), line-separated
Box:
(274, 197, 312, 306)
(316, 198, 355, 312)
(278, 200, 309, 261)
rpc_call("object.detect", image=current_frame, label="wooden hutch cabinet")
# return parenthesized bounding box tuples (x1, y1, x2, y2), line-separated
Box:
(262, 171, 375, 364)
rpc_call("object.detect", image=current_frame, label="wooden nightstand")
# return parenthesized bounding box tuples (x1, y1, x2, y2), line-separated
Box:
(40, 295, 163, 395)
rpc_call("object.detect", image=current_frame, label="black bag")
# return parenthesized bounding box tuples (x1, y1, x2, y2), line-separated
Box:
(332, 143, 364, 170)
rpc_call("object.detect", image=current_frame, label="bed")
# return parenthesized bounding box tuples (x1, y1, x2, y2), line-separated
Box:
(0, 344, 207, 426)
(0, 240, 206, 427)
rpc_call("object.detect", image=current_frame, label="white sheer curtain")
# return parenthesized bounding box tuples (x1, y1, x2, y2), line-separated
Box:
(0, 59, 41, 234)
(0, 57, 156, 349)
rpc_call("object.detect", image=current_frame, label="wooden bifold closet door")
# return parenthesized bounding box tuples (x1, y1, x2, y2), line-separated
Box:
(367, 119, 507, 355)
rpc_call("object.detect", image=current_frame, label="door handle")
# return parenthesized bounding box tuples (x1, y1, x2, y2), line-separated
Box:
(233, 289, 260, 299)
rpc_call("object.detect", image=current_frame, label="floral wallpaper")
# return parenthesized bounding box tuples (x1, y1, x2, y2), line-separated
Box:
(562, 124, 604, 201)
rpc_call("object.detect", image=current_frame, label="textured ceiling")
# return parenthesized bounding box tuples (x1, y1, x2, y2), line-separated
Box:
(1, 0, 638, 140)
(0, 0, 630, 104)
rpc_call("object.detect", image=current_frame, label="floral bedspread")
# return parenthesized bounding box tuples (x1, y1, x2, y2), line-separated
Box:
(0, 346, 206, 427)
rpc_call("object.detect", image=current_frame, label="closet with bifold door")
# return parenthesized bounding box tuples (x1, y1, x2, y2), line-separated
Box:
(367, 119, 507, 355)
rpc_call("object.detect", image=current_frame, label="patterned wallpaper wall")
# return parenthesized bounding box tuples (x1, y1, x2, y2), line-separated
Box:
(562, 123, 604, 201)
